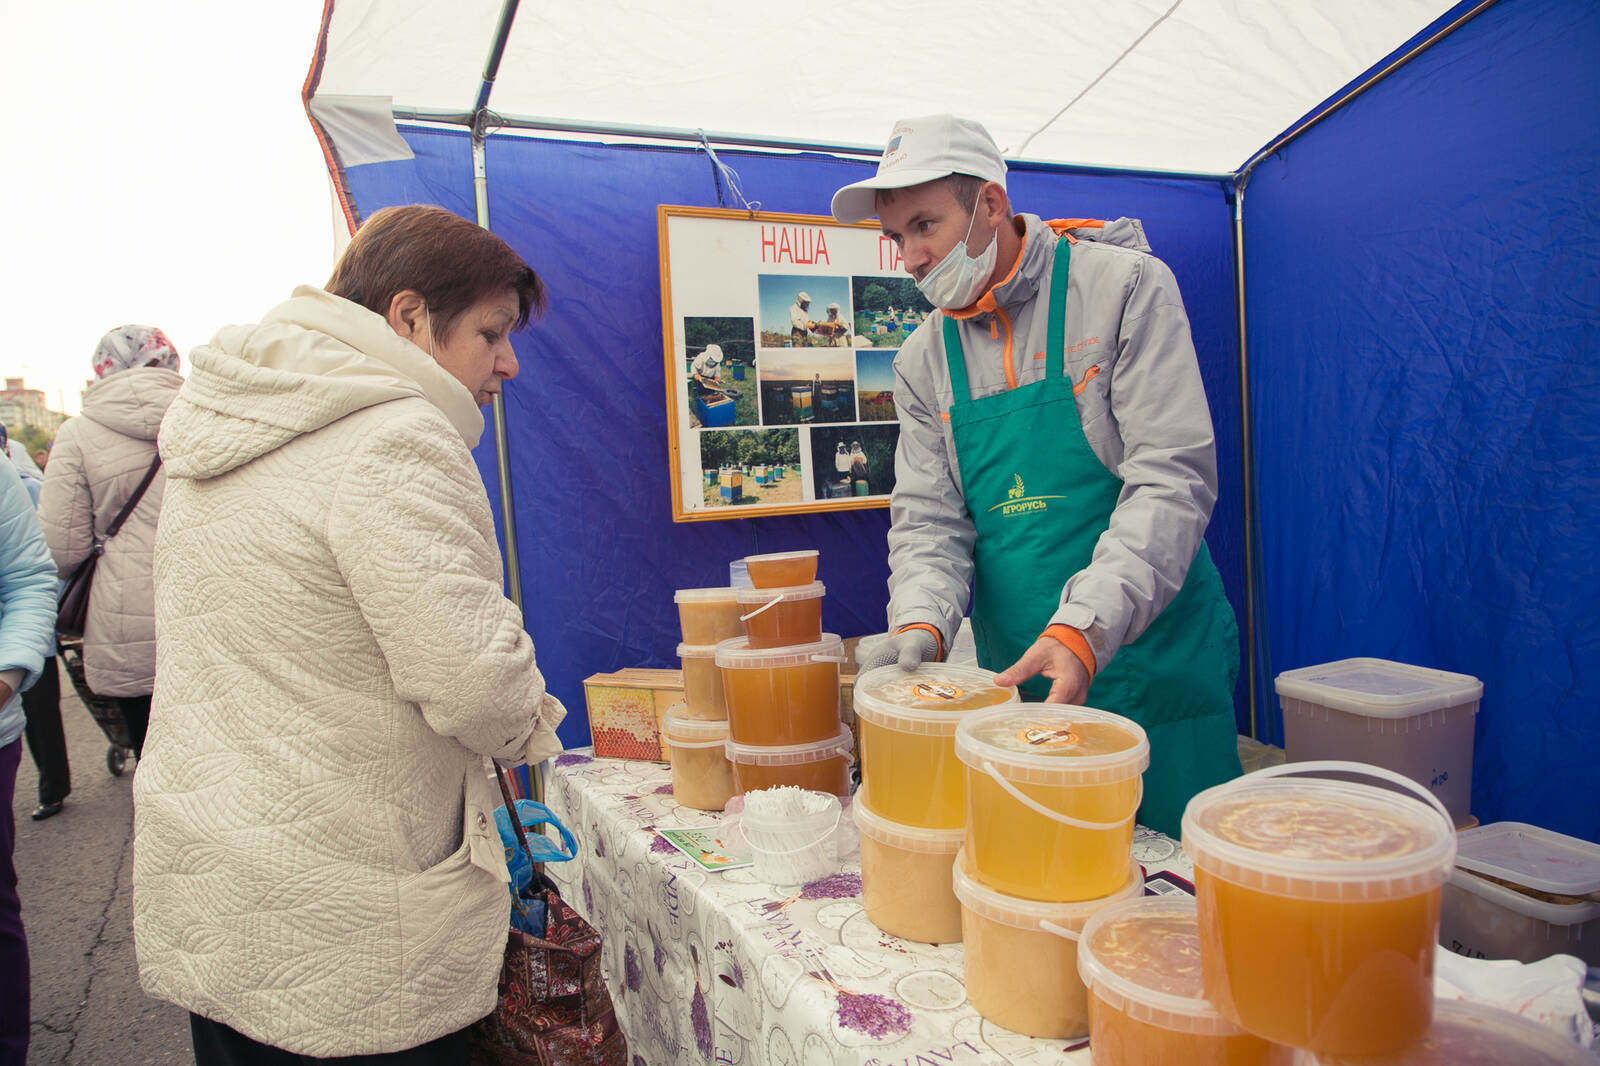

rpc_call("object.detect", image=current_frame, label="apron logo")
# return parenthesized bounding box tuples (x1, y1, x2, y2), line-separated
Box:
(989, 472, 1064, 518)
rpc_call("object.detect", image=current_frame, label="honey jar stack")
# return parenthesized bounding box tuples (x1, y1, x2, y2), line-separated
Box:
(662, 586, 743, 811)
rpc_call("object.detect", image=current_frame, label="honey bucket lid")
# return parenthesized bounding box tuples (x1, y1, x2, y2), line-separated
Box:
(953, 705, 1149, 786)
(743, 549, 818, 564)
(724, 725, 852, 766)
(1453, 821, 1600, 898)
(1181, 761, 1458, 900)
(951, 846, 1142, 932)
(733, 580, 826, 604)
(1275, 657, 1482, 719)
(853, 664, 1019, 735)
(674, 586, 741, 604)
(675, 642, 720, 659)
(660, 707, 730, 748)
(713, 633, 845, 669)
(1076, 895, 1247, 1037)
(1305, 998, 1596, 1065)
(852, 793, 965, 854)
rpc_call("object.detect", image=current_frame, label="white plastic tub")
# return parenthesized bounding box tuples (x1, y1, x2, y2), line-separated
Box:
(1439, 821, 1600, 966)
(1275, 658, 1482, 826)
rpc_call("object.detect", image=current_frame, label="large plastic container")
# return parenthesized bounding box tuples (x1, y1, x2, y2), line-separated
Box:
(954, 848, 1143, 1040)
(1275, 658, 1482, 826)
(715, 635, 844, 746)
(1306, 998, 1594, 1065)
(853, 664, 1018, 828)
(954, 705, 1148, 902)
(1077, 896, 1292, 1066)
(661, 709, 736, 811)
(676, 642, 726, 720)
(1182, 761, 1458, 1057)
(1439, 821, 1600, 966)
(675, 587, 745, 645)
(725, 727, 853, 798)
(735, 580, 825, 648)
(853, 796, 966, 944)
(743, 549, 818, 589)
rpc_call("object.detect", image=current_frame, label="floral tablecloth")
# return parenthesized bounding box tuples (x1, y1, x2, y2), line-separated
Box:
(543, 750, 1195, 1066)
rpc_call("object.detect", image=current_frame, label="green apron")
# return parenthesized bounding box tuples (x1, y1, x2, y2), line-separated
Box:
(943, 236, 1242, 837)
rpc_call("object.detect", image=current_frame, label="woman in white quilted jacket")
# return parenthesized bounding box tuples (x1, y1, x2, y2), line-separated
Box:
(132, 205, 567, 1065)
(40, 325, 183, 758)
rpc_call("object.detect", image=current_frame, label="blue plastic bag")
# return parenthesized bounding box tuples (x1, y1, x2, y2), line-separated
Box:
(495, 800, 578, 936)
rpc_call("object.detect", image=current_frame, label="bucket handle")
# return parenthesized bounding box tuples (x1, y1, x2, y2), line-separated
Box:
(740, 592, 786, 622)
(980, 759, 1142, 832)
(1038, 919, 1080, 942)
(732, 806, 842, 856)
(1245, 759, 1454, 834)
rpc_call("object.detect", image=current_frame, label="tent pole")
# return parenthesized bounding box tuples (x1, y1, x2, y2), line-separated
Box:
(1232, 182, 1261, 741)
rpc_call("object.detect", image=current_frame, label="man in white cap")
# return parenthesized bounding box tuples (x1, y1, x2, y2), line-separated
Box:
(836, 114, 1240, 835)
(689, 342, 728, 403)
(789, 292, 813, 346)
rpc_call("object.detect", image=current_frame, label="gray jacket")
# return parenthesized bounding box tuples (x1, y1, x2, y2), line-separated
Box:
(888, 213, 1219, 672)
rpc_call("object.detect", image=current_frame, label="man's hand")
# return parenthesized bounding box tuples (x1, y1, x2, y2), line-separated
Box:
(859, 629, 939, 673)
(994, 637, 1090, 704)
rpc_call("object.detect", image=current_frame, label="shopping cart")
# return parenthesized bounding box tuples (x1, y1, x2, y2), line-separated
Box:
(56, 638, 134, 776)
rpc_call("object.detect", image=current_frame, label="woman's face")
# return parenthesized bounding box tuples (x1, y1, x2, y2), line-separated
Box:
(430, 289, 520, 406)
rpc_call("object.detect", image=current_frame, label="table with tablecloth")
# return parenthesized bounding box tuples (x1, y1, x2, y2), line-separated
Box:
(542, 749, 1196, 1066)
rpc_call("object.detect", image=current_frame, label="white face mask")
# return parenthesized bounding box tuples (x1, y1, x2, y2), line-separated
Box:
(915, 204, 997, 310)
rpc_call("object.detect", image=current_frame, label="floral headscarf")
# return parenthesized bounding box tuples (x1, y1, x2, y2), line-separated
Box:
(92, 324, 180, 379)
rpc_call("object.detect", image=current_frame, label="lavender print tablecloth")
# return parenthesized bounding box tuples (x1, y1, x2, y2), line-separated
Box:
(543, 750, 1195, 1066)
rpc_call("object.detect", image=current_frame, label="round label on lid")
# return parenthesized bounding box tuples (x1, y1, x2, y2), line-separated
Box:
(1206, 796, 1427, 863)
(968, 713, 1137, 758)
(1088, 914, 1204, 999)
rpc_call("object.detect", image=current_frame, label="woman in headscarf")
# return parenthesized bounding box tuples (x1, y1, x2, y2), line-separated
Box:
(39, 325, 182, 758)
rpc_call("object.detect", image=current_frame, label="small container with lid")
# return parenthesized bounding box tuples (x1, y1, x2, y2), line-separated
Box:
(675, 642, 727, 720)
(1306, 998, 1595, 1066)
(954, 848, 1144, 1040)
(743, 549, 819, 589)
(1275, 658, 1482, 826)
(715, 635, 845, 746)
(1182, 760, 1458, 1056)
(735, 580, 825, 648)
(1440, 821, 1600, 966)
(954, 705, 1148, 902)
(725, 727, 853, 798)
(853, 795, 967, 944)
(854, 664, 1018, 828)
(675, 587, 745, 645)
(1076, 895, 1293, 1066)
(661, 708, 736, 811)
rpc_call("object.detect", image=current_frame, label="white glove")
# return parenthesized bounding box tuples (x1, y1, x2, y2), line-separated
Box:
(859, 629, 939, 672)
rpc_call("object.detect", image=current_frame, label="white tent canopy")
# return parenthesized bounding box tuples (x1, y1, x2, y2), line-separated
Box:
(310, 0, 1457, 176)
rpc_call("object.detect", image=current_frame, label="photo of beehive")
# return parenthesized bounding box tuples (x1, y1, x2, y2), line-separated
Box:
(757, 274, 853, 348)
(851, 275, 931, 347)
(696, 429, 803, 508)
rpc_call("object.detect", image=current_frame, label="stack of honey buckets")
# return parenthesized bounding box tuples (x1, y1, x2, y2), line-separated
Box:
(662, 550, 852, 813)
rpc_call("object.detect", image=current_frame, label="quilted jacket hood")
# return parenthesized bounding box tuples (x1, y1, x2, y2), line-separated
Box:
(81, 366, 183, 441)
(160, 286, 484, 480)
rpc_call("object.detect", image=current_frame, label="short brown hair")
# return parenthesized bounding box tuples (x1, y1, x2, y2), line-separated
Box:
(326, 205, 546, 339)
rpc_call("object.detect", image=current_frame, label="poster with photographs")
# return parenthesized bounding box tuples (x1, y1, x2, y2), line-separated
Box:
(660, 205, 933, 521)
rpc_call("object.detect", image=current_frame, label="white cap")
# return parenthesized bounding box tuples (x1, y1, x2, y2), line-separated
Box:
(831, 114, 1007, 224)
(701, 343, 722, 364)
(797, 291, 811, 303)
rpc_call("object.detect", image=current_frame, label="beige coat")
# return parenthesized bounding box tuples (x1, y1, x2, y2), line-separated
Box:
(132, 287, 566, 1056)
(39, 367, 181, 696)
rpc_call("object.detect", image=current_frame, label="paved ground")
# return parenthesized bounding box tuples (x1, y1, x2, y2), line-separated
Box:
(12, 668, 190, 1066)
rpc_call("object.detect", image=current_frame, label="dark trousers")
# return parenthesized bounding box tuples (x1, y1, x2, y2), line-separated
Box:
(0, 739, 29, 1066)
(21, 657, 69, 805)
(116, 694, 151, 758)
(190, 1014, 471, 1065)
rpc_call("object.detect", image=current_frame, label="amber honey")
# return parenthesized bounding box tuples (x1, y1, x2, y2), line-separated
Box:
(1088, 990, 1292, 1066)
(719, 658, 840, 746)
(744, 550, 818, 588)
(675, 588, 744, 645)
(726, 731, 851, 798)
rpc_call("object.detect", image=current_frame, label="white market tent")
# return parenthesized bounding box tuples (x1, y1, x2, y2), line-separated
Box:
(302, 0, 1600, 842)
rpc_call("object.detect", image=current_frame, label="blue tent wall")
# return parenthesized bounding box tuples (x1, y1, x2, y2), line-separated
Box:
(341, 134, 1244, 750)
(1247, 0, 1599, 839)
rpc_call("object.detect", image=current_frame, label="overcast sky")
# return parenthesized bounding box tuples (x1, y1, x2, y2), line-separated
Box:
(0, 0, 335, 416)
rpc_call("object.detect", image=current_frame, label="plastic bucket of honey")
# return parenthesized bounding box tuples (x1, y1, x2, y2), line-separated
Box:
(675, 642, 726, 720)
(853, 795, 967, 944)
(661, 708, 736, 812)
(735, 581, 825, 648)
(743, 549, 819, 588)
(853, 664, 1018, 828)
(714, 634, 845, 746)
(724, 727, 853, 798)
(1181, 760, 1458, 1056)
(954, 847, 1143, 1039)
(954, 706, 1149, 901)
(1077, 895, 1293, 1066)
(675, 587, 744, 645)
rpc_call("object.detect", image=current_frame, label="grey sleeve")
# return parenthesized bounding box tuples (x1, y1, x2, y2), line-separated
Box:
(886, 342, 976, 649)
(1054, 255, 1219, 667)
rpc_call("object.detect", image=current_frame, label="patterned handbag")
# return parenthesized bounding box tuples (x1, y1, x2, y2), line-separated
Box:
(468, 771, 627, 1066)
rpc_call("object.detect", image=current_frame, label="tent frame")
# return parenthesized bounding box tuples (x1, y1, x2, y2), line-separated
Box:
(346, 0, 1501, 743)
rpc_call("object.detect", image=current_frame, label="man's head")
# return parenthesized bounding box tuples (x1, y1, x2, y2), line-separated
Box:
(700, 344, 723, 370)
(796, 291, 811, 309)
